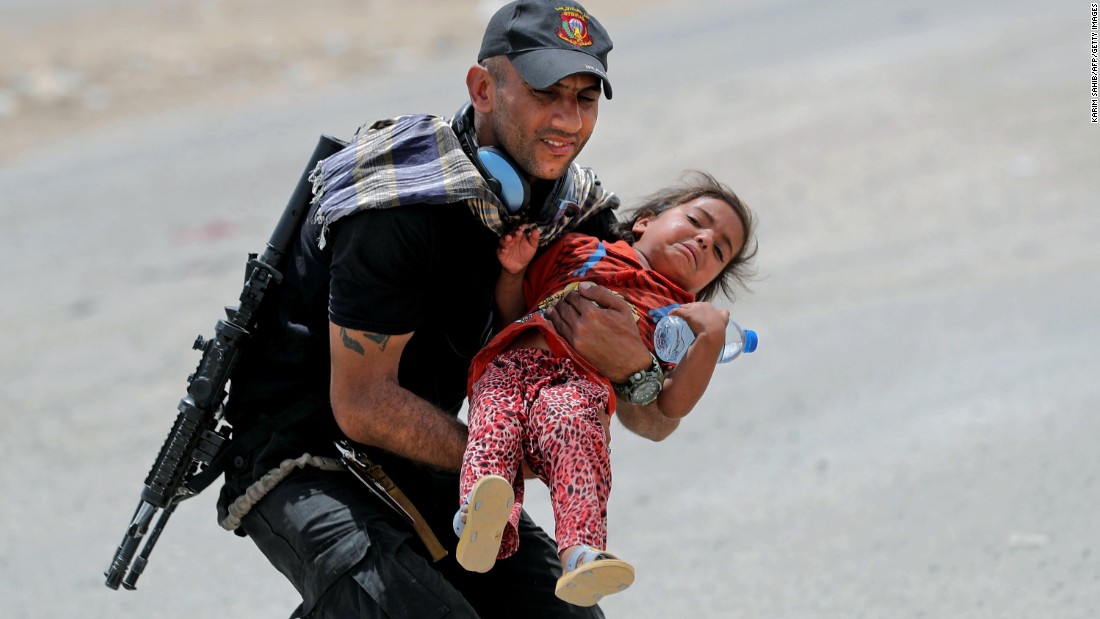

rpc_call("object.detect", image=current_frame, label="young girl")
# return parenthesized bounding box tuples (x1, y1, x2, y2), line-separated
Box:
(455, 171, 757, 606)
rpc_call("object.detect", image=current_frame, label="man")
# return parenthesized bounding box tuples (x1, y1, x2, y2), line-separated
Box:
(218, 1, 678, 616)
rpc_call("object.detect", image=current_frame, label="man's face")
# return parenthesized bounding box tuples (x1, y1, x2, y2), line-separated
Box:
(488, 60, 601, 181)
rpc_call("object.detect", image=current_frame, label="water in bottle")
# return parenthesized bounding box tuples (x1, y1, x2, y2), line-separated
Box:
(653, 313, 758, 365)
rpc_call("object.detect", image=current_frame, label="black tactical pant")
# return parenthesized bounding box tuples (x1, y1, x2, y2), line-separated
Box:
(237, 459, 604, 619)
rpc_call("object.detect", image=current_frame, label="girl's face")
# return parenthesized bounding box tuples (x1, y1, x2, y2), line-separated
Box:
(631, 196, 745, 294)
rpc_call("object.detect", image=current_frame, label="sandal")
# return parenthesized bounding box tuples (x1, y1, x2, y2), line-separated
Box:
(555, 546, 635, 607)
(454, 475, 514, 573)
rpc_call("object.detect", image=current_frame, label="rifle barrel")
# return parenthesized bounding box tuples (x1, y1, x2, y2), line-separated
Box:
(104, 501, 157, 589)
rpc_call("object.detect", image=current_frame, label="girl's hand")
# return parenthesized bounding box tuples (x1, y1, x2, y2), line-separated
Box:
(670, 302, 730, 343)
(497, 225, 540, 274)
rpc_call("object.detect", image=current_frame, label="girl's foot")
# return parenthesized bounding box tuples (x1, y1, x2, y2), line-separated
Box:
(454, 475, 514, 573)
(554, 545, 635, 607)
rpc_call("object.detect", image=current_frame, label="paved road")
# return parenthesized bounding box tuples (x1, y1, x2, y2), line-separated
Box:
(1, 0, 1096, 617)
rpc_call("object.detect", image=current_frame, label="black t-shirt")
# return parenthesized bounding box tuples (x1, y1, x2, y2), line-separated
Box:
(328, 204, 503, 409)
(223, 201, 500, 485)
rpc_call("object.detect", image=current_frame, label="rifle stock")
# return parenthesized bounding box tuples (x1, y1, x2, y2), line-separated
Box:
(104, 134, 346, 590)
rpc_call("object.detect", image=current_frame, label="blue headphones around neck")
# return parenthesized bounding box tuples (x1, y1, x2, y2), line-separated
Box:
(451, 102, 574, 223)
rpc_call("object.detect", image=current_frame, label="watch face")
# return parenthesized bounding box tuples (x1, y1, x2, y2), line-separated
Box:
(616, 355, 664, 406)
(630, 378, 661, 405)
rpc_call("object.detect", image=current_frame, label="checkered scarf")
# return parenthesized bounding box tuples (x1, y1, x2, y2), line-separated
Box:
(309, 114, 618, 248)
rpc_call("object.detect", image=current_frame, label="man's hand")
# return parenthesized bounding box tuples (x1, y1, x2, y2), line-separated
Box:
(543, 282, 651, 384)
(497, 225, 539, 274)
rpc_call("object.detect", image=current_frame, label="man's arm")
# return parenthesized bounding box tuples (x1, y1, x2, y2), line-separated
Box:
(328, 323, 469, 471)
(614, 401, 680, 441)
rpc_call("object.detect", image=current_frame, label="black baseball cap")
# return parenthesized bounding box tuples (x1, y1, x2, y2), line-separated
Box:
(478, 0, 614, 99)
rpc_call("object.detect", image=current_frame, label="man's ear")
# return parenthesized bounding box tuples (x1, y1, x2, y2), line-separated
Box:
(467, 65, 494, 113)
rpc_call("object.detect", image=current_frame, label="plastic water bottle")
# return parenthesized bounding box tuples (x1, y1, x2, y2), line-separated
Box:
(653, 314, 758, 364)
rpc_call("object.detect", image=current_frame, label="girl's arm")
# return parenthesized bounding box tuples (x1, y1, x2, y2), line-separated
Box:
(494, 226, 540, 329)
(652, 302, 730, 419)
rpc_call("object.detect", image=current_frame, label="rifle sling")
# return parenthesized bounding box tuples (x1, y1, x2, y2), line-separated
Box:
(371, 464, 449, 562)
(342, 453, 449, 562)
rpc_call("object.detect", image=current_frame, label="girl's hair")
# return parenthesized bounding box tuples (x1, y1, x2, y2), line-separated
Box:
(608, 170, 758, 302)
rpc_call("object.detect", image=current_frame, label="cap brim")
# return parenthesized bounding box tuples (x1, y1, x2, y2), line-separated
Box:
(509, 48, 613, 99)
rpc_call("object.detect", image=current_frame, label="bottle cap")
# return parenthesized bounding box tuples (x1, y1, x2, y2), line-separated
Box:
(742, 329, 758, 353)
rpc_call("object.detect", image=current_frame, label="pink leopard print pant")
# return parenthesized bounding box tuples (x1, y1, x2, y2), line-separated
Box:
(460, 347, 611, 559)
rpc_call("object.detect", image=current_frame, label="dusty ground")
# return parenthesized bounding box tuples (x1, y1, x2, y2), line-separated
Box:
(0, 0, 657, 163)
(2, 1, 1097, 618)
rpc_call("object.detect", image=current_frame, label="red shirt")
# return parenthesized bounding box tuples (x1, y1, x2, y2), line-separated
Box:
(468, 233, 695, 411)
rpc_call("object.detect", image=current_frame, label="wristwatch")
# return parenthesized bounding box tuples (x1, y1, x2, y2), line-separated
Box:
(613, 354, 665, 405)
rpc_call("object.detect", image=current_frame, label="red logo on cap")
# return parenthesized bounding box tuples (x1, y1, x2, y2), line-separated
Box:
(557, 8, 593, 47)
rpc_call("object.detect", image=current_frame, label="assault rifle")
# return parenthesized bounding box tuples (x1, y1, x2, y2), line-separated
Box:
(104, 134, 347, 590)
